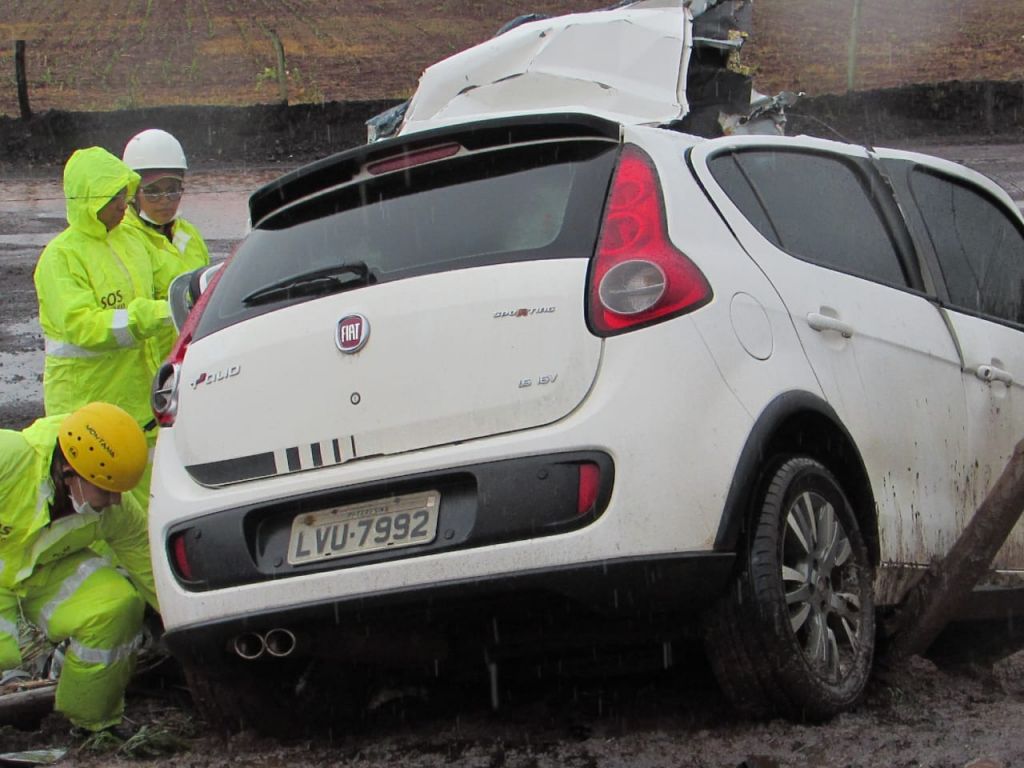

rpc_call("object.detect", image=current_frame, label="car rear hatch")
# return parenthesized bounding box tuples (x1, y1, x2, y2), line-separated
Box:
(171, 116, 622, 486)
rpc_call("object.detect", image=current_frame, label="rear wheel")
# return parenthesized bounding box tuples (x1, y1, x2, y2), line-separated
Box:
(704, 457, 875, 720)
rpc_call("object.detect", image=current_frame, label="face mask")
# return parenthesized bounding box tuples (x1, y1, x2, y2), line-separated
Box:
(139, 209, 178, 226)
(68, 476, 97, 515)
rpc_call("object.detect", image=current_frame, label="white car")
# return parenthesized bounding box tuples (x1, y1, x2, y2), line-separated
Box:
(148, 1, 1024, 734)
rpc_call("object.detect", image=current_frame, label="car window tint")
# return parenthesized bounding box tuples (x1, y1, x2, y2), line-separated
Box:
(909, 168, 1024, 324)
(710, 149, 907, 286)
(196, 141, 617, 337)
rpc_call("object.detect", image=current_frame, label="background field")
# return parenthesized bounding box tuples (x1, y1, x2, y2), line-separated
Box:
(2, 0, 1024, 117)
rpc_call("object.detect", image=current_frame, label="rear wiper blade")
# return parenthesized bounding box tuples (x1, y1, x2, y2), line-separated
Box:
(242, 262, 376, 306)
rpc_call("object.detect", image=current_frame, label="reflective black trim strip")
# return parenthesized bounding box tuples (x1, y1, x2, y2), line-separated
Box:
(186, 452, 277, 486)
(187, 436, 353, 487)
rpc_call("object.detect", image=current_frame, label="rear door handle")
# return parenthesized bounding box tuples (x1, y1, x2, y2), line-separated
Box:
(975, 365, 1014, 386)
(806, 312, 854, 339)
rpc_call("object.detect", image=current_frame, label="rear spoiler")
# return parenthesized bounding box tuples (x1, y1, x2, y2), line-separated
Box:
(248, 112, 621, 226)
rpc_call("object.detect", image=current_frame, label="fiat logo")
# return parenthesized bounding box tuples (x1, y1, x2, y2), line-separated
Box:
(335, 314, 370, 354)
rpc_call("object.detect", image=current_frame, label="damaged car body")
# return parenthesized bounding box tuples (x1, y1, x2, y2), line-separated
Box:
(367, 0, 794, 141)
(149, 0, 1024, 734)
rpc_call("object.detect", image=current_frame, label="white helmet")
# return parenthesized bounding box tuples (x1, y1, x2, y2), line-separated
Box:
(122, 129, 188, 171)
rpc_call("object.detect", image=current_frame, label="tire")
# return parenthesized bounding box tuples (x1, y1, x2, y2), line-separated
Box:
(704, 457, 875, 721)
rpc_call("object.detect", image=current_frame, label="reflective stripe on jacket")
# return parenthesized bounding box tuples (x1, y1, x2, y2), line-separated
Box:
(34, 147, 171, 427)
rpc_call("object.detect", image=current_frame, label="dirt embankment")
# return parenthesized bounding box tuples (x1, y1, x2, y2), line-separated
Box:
(0, 99, 401, 174)
(2, 80, 1024, 175)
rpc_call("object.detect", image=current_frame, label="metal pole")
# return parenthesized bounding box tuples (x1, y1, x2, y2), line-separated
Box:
(846, 0, 863, 93)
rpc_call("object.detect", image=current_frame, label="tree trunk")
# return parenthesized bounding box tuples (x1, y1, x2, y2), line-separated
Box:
(882, 437, 1024, 661)
(15, 40, 32, 120)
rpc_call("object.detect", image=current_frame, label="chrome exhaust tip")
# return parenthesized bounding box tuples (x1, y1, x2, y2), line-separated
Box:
(264, 627, 297, 658)
(233, 632, 266, 660)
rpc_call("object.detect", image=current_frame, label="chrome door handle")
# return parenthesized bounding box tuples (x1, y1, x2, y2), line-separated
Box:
(975, 365, 1014, 385)
(806, 312, 854, 339)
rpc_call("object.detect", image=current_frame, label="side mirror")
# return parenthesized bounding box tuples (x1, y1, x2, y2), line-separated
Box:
(168, 263, 223, 332)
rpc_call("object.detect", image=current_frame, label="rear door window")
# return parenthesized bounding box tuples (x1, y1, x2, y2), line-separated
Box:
(909, 168, 1024, 325)
(709, 149, 909, 287)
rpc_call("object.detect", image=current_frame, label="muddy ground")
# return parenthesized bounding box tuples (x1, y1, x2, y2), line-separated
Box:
(3, 88, 1024, 766)
(1, 635, 1023, 768)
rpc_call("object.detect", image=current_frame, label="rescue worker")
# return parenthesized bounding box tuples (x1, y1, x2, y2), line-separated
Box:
(34, 146, 170, 424)
(121, 128, 210, 369)
(34, 146, 172, 506)
(0, 402, 156, 736)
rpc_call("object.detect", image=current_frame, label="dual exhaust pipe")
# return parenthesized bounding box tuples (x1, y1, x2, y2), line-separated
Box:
(232, 627, 297, 660)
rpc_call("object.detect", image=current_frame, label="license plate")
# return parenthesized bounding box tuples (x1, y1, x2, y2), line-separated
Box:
(287, 490, 440, 565)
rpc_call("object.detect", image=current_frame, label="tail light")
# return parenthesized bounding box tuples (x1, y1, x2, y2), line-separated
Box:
(366, 142, 461, 174)
(169, 528, 207, 585)
(577, 461, 601, 516)
(587, 145, 712, 336)
(151, 262, 228, 427)
(169, 530, 195, 581)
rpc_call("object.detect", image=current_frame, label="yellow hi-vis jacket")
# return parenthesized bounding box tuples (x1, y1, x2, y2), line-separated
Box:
(0, 417, 152, 731)
(0, 415, 157, 607)
(120, 206, 210, 369)
(34, 147, 171, 429)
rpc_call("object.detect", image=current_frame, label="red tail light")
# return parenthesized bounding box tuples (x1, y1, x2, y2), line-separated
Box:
(577, 461, 601, 516)
(587, 145, 712, 336)
(366, 142, 461, 174)
(151, 261, 228, 427)
(170, 530, 195, 582)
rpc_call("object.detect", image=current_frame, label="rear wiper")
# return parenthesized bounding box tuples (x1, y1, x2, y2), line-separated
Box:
(242, 262, 376, 306)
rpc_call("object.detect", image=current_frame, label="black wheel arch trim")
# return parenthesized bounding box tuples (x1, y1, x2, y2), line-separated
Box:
(714, 390, 878, 563)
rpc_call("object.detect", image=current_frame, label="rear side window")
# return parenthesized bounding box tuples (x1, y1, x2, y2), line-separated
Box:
(197, 140, 618, 338)
(909, 168, 1024, 324)
(709, 149, 908, 286)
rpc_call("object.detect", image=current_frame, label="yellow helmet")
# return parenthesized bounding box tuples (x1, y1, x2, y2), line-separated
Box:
(58, 402, 148, 493)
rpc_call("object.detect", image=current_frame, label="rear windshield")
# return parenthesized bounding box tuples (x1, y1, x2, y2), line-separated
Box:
(196, 140, 618, 338)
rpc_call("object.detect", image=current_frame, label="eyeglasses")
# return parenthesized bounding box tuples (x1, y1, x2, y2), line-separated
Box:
(141, 185, 184, 202)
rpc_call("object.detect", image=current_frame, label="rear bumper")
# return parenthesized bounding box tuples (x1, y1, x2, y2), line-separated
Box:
(162, 550, 735, 665)
(164, 451, 615, 592)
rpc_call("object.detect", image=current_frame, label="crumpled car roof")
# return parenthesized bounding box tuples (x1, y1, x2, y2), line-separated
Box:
(372, 0, 755, 140)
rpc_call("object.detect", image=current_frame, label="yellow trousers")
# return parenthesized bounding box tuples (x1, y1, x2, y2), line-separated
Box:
(0, 550, 144, 730)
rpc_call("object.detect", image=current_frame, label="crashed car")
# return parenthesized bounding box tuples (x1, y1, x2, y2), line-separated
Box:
(148, 0, 1024, 732)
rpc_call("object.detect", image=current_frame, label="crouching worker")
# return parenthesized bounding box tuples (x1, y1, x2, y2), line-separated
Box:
(0, 402, 157, 736)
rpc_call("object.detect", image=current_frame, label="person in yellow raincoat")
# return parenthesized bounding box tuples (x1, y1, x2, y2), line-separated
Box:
(0, 402, 156, 736)
(121, 128, 210, 369)
(34, 146, 172, 505)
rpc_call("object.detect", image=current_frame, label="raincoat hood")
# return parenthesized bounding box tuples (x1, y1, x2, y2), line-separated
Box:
(22, 413, 61, 470)
(63, 147, 140, 239)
